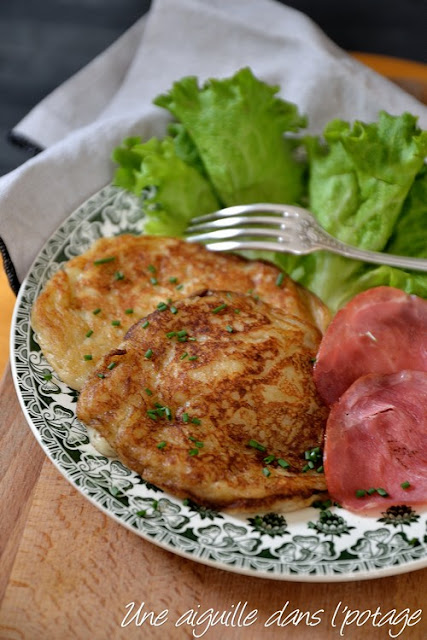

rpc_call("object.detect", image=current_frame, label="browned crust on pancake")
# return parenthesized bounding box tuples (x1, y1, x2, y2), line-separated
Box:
(77, 291, 328, 512)
(31, 234, 331, 390)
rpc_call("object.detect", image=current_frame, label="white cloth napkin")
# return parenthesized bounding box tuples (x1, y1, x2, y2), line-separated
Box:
(1, 0, 426, 289)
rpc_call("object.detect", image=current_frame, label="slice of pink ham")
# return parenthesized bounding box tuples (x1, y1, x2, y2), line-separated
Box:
(324, 370, 427, 511)
(314, 286, 427, 406)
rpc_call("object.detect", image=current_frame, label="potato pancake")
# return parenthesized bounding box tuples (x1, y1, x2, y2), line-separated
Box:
(77, 291, 328, 512)
(31, 234, 330, 390)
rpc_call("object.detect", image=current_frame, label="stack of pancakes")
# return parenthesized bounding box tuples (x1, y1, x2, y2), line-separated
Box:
(32, 235, 330, 512)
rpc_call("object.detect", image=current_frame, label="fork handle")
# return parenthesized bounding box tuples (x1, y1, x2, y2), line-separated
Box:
(320, 237, 427, 272)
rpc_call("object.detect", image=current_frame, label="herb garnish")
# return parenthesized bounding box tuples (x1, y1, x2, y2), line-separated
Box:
(93, 256, 116, 265)
(212, 303, 227, 314)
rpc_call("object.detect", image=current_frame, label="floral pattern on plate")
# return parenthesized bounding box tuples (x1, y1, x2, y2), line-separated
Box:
(12, 185, 427, 582)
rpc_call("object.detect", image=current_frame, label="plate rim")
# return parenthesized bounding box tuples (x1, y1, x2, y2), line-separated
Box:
(11, 184, 427, 583)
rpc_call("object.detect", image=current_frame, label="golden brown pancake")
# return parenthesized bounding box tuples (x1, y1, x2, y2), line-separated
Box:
(77, 291, 328, 512)
(31, 235, 330, 390)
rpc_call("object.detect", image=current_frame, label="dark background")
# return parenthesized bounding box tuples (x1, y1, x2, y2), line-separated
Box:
(0, 0, 425, 177)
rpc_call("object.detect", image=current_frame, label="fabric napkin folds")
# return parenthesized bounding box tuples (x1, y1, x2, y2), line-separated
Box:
(1, 0, 426, 293)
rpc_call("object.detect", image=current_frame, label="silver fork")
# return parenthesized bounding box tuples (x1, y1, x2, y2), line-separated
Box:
(186, 203, 427, 271)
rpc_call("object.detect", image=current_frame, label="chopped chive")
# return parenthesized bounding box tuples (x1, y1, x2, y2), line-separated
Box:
(167, 298, 172, 304)
(188, 356, 198, 361)
(182, 413, 189, 423)
(94, 256, 116, 265)
(93, 308, 101, 315)
(148, 264, 156, 273)
(85, 329, 94, 338)
(142, 320, 150, 329)
(125, 308, 134, 315)
(377, 488, 389, 497)
(234, 309, 240, 314)
(190, 437, 204, 448)
(144, 388, 153, 396)
(107, 362, 117, 370)
(248, 439, 266, 452)
(144, 349, 153, 359)
(262, 467, 271, 478)
(212, 303, 227, 314)
(189, 448, 199, 456)
(147, 410, 158, 421)
(226, 292, 232, 299)
(136, 510, 147, 517)
(316, 465, 324, 473)
(277, 458, 290, 469)
(275, 272, 285, 287)
(310, 357, 317, 364)
(43, 373, 52, 381)
(355, 489, 367, 498)
(157, 302, 168, 311)
(168, 276, 178, 283)
(166, 331, 176, 338)
(150, 277, 158, 285)
(180, 352, 188, 360)
(178, 336, 188, 343)
(188, 337, 197, 342)
(110, 486, 120, 496)
(170, 305, 178, 315)
(114, 271, 124, 281)
(367, 487, 377, 495)
(225, 325, 233, 333)
(302, 464, 311, 472)
(176, 284, 184, 290)
(83, 354, 93, 361)
(111, 320, 121, 327)
(157, 441, 167, 450)
(263, 454, 275, 464)
(177, 330, 187, 337)
(164, 407, 172, 420)
(97, 373, 105, 379)
(191, 417, 201, 425)
(401, 481, 411, 489)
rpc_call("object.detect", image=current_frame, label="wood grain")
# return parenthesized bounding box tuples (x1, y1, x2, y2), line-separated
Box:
(0, 366, 45, 601)
(0, 366, 426, 639)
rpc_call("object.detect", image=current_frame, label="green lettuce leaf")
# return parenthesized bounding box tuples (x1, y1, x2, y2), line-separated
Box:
(154, 67, 307, 206)
(386, 164, 427, 258)
(112, 136, 219, 235)
(272, 112, 427, 310)
(112, 71, 427, 312)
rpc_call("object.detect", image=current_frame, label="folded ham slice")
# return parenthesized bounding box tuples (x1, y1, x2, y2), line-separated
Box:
(314, 286, 427, 406)
(324, 370, 427, 511)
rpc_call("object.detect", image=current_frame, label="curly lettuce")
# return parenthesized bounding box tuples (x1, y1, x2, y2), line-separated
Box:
(112, 136, 219, 235)
(112, 69, 427, 311)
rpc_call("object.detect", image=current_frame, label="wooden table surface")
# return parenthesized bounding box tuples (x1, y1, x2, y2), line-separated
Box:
(0, 365, 426, 639)
(1, 56, 427, 640)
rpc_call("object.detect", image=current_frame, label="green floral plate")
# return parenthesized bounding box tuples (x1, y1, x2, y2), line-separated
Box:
(11, 185, 427, 582)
